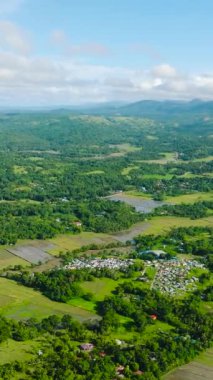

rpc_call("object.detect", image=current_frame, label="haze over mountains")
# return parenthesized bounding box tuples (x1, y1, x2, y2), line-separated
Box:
(52, 99, 213, 120)
(2, 99, 213, 121)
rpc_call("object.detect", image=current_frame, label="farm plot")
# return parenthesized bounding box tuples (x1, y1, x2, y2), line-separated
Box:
(0, 249, 28, 269)
(163, 348, 213, 380)
(8, 245, 52, 264)
(0, 278, 98, 321)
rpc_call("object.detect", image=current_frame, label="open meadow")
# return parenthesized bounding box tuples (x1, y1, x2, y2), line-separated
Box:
(0, 339, 40, 365)
(0, 278, 98, 321)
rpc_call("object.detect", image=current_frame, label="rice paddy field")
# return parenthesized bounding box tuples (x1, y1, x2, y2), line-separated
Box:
(0, 202, 211, 284)
(48, 214, 213, 251)
(0, 249, 28, 270)
(0, 214, 212, 267)
(0, 277, 98, 321)
(48, 231, 116, 255)
(163, 348, 213, 380)
(166, 191, 213, 204)
(8, 245, 52, 264)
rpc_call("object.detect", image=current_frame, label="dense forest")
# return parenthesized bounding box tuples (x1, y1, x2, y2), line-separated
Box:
(0, 113, 212, 243)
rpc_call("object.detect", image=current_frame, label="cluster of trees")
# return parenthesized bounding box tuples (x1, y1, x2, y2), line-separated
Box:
(135, 226, 213, 257)
(0, 113, 212, 246)
(131, 176, 213, 198)
(154, 200, 213, 219)
(0, 198, 142, 244)
(0, 282, 212, 379)
(6, 269, 93, 302)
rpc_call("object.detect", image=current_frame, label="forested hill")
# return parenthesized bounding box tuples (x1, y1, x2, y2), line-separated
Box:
(55, 99, 213, 121)
(115, 99, 213, 119)
(2, 100, 213, 121)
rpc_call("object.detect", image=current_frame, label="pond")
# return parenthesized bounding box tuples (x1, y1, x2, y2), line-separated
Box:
(107, 193, 165, 213)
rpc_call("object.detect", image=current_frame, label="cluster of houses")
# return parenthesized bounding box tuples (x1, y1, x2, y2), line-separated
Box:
(148, 259, 205, 295)
(79, 343, 143, 378)
(64, 258, 134, 271)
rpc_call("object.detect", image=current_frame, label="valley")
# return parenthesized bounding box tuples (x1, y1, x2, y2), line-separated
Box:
(0, 111, 212, 379)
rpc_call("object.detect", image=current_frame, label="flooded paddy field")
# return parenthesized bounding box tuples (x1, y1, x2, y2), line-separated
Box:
(107, 193, 166, 213)
(7, 241, 54, 264)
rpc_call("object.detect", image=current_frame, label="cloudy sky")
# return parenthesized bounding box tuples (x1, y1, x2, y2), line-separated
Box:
(0, 0, 213, 106)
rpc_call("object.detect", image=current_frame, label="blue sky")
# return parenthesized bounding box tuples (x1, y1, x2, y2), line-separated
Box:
(0, 0, 212, 105)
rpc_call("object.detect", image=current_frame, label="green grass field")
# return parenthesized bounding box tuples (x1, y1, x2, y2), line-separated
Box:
(68, 278, 122, 312)
(141, 174, 173, 180)
(143, 216, 213, 235)
(179, 172, 213, 179)
(192, 156, 213, 162)
(0, 278, 98, 321)
(49, 232, 115, 255)
(81, 278, 119, 301)
(137, 152, 177, 164)
(196, 348, 213, 366)
(0, 249, 29, 270)
(112, 190, 213, 205)
(0, 338, 40, 365)
(110, 319, 173, 343)
(141, 321, 173, 342)
(166, 192, 213, 204)
(68, 297, 96, 312)
(84, 170, 105, 175)
(124, 190, 152, 199)
(122, 165, 139, 175)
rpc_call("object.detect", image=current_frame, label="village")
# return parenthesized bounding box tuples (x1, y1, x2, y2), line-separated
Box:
(147, 258, 206, 295)
(63, 254, 207, 296)
(64, 257, 134, 271)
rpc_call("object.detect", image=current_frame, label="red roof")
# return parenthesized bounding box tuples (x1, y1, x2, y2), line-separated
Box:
(99, 352, 106, 357)
(150, 314, 157, 320)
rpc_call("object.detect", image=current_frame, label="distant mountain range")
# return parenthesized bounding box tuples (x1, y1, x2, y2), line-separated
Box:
(115, 99, 213, 119)
(52, 99, 213, 120)
(2, 99, 213, 120)
(80, 99, 213, 120)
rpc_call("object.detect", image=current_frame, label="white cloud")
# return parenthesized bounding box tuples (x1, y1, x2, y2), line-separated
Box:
(152, 64, 177, 78)
(0, 50, 213, 105)
(0, 21, 31, 55)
